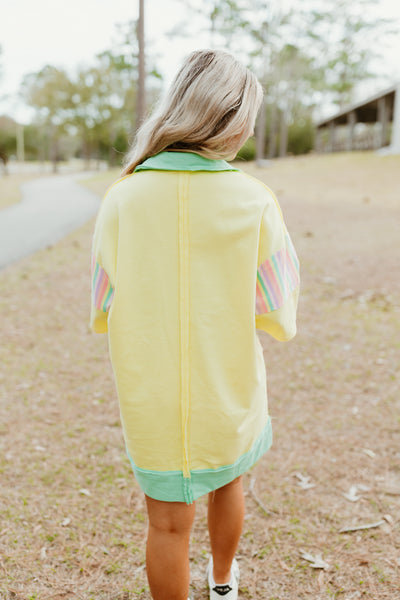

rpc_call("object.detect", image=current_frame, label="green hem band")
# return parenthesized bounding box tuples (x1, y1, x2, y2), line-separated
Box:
(126, 417, 272, 504)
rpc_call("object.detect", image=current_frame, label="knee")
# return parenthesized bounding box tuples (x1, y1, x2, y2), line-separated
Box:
(146, 497, 196, 536)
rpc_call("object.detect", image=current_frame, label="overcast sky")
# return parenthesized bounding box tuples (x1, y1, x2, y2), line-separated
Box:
(1, 0, 400, 123)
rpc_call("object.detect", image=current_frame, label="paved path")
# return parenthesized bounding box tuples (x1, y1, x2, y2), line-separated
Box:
(0, 173, 101, 270)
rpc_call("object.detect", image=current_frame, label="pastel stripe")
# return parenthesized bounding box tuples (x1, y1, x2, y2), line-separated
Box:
(256, 234, 299, 314)
(92, 258, 114, 312)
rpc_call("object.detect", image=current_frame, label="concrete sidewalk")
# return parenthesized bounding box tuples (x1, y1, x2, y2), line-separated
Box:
(0, 173, 100, 270)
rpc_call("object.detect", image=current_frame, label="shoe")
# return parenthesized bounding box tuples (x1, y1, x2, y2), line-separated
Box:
(207, 555, 239, 599)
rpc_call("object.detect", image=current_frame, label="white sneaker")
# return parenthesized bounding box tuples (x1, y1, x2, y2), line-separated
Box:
(207, 556, 239, 599)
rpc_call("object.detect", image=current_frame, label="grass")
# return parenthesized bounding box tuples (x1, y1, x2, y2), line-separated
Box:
(0, 152, 399, 599)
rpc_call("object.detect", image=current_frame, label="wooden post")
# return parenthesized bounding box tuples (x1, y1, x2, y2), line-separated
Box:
(136, 0, 146, 128)
(346, 111, 356, 151)
(315, 127, 322, 153)
(377, 97, 388, 148)
(390, 84, 400, 152)
(328, 121, 336, 152)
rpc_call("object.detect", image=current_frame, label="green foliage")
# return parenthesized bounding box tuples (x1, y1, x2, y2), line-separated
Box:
(17, 20, 162, 167)
(305, 0, 393, 106)
(236, 136, 256, 161)
(12, 0, 397, 165)
(288, 117, 315, 155)
(0, 128, 16, 157)
(183, 0, 396, 157)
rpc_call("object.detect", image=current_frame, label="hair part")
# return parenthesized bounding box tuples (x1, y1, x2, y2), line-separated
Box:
(121, 49, 263, 176)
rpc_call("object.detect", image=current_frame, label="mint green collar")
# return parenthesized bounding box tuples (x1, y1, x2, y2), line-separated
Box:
(135, 151, 239, 173)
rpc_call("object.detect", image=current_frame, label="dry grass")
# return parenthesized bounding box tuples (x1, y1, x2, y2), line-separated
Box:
(79, 169, 121, 198)
(0, 153, 399, 600)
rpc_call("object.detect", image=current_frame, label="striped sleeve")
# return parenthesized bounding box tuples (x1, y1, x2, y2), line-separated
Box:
(91, 254, 114, 313)
(255, 196, 300, 341)
(90, 185, 119, 334)
(256, 232, 299, 314)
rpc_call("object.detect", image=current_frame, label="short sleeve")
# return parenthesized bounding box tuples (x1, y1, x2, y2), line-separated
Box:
(90, 189, 119, 334)
(255, 195, 300, 341)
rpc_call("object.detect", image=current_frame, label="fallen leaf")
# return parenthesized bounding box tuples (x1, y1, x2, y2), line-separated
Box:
(343, 485, 362, 502)
(295, 473, 315, 490)
(383, 514, 393, 524)
(357, 555, 370, 565)
(343, 484, 370, 502)
(300, 549, 330, 569)
(357, 484, 371, 492)
(361, 448, 376, 458)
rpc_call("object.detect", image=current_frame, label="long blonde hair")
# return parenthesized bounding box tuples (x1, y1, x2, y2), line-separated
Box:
(121, 49, 263, 175)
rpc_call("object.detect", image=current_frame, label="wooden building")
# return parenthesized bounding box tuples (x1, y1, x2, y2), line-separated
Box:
(316, 83, 400, 154)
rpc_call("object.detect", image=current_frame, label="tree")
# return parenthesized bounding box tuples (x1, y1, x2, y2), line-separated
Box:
(68, 56, 132, 167)
(304, 0, 394, 108)
(0, 116, 16, 175)
(20, 65, 73, 171)
(19, 20, 162, 168)
(175, 0, 396, 157)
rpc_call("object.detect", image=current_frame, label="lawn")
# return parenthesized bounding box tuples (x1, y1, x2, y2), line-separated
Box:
(0, 152, 399, 599)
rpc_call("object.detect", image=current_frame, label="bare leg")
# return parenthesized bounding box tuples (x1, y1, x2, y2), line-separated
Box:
(145, 495, 196, 600)
(207, 476, 245, 583)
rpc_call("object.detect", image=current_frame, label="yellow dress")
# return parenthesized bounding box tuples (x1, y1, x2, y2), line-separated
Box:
(90, 151, 299, 503)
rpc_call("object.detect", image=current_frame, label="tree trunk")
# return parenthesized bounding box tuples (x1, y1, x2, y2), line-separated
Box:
(0, 151, 9, 176)
(268, 102, 278, 159)
(279, 107, 289, 158)
(50, 123, 58, 173)
(255, 96, 266, 164)
(136, 0, 146, 128)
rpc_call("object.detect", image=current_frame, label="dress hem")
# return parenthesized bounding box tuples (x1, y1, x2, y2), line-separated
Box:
(126, 416, 273, 504)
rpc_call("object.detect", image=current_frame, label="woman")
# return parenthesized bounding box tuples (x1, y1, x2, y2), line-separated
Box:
(91, 49, 299, 600)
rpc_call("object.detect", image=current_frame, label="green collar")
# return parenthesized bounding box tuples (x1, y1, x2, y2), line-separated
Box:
(135, 151, 239, 173)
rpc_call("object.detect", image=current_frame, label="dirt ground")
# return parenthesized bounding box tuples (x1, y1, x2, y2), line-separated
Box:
(0, 152, 399, 600)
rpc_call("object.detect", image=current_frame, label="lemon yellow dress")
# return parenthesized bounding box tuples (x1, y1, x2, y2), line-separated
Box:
(90, 151, 299, 503)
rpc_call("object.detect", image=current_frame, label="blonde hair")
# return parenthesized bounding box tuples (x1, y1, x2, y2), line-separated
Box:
(121, 49, 263, 175)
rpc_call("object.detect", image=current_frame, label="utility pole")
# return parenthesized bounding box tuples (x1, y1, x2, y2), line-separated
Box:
(137, 0, 146, 128)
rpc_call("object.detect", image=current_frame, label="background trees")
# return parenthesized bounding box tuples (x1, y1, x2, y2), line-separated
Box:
(2, 0, 396, 166)
(15, 17, 161, 170)
(182, 0, 394, 160)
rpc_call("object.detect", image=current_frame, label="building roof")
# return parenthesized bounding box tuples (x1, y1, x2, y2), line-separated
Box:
(316, 83, 399, 128)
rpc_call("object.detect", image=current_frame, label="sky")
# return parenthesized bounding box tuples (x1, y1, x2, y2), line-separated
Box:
(1, 0, 400, 123)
